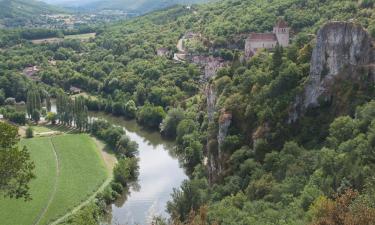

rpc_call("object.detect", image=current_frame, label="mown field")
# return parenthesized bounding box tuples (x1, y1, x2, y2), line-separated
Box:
(31, 33, 96, 44)
(0, 134, 109, 225)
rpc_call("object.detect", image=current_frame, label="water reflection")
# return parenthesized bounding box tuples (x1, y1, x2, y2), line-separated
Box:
(90, 112, 187, 225)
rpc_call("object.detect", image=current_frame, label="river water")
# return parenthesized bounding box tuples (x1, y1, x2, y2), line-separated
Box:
(90, 113, 187, 225)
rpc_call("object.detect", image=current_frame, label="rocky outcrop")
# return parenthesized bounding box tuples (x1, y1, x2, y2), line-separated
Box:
(197, 57, 229, 184)
(206, 84, 216, 123)
(304, 21, 375, 108)
(217, 111, 232, 169)
(191, 55, 227, 80)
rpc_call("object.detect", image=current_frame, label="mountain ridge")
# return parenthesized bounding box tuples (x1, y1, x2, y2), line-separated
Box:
(42, 0, 212, 13)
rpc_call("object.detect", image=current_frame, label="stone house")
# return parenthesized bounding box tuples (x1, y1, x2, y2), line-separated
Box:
(245, 19, 290, 57)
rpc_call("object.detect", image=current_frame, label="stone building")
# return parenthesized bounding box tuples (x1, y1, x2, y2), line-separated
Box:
(245, 19, 290, 57)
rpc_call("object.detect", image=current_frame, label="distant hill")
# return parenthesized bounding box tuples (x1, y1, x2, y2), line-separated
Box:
(42, 0, 212, 13)
(0, 0, 61, 27)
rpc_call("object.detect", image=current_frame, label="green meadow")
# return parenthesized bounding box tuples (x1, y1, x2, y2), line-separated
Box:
(0, 134, 108, 225)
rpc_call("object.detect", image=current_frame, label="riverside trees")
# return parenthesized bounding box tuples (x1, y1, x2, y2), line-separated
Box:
(26, 88, 41, 123)
(56, 92, 88, 131)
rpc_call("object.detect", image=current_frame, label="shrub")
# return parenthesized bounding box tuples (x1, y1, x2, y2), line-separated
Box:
(113, 157, 139, 187)
(26, 127, 33, 138)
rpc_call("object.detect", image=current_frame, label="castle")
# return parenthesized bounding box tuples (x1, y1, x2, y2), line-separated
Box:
(245, 19, 290, 57)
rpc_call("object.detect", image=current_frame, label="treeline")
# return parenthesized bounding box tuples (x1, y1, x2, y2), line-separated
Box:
(85, 97, 166, 130)
(89, 119, 139, 204)
(56, 92, 89, 131)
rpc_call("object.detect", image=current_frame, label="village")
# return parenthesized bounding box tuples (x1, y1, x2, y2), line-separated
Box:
(156, 18, 291, 81)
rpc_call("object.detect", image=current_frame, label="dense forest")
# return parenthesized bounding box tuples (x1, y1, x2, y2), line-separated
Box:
(0, 0, 375, 224)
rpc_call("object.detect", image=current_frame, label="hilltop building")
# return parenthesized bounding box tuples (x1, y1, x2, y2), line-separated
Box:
(245, 19, 290, 57)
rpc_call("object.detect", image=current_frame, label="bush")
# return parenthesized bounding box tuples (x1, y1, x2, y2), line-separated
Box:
(111, 181, 124, 194)
(116, 135, 139, 157)
(113, 157, 139, 187)
(26, 127, 33, 138)
(3, 109, 26, 125)
(46, 112, 57, 124)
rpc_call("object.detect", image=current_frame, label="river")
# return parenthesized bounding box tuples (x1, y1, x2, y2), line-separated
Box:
(49, 103, 187, 225)
(90, 113, 187, 225)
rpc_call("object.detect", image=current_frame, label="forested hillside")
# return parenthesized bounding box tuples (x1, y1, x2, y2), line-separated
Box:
(0, 0, 375, 224)
(0, 0, 61, 27)
(44, 0, 213, 13)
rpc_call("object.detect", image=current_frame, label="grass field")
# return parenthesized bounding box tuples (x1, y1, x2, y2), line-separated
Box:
(30, 126, 53, 133)
(64, 33, 96, 40)
(0, 134, 109, 225)
(31, 33, 96, 44)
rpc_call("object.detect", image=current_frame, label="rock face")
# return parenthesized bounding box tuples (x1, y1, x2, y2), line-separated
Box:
(304, 22, 375, 108)
(191, 55, 227, 80)
(217, 111, 232, 168)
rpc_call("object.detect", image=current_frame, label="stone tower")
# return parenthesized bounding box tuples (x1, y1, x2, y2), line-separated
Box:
(273, 19, 290, 47)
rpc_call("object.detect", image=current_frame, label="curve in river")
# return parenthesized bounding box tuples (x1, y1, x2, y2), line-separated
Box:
(91, 113, 187, 225)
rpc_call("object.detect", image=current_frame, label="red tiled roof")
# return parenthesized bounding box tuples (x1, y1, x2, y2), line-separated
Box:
(275, 19, 288, 28)
(248, 33, 277, 42)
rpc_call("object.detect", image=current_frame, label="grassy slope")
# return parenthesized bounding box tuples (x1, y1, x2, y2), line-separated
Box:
(0, 138, 56, 225)
(0, 134, 108, 225)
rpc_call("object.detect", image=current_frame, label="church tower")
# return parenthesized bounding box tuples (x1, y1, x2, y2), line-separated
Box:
(273, 19, 290, 47)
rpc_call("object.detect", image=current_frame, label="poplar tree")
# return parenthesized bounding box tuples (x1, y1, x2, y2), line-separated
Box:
(26, 88, 41, 123)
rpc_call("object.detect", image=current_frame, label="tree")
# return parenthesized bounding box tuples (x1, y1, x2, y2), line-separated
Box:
(160, 108, 185, 138)
(116, 135, 139, 157)
(31, 110, 40, 124)
(0, 122, 35, 200)
(0, 89, 5, 105)
(310, 189, 375, 225)
(137, 105, 166, 129)
(46, 94, 52, 112)
(73, 96, 89, 131)
(272, 44, 283, 74)
(26, 88, 41, 122)
(113, 157, 139, 187)
(69, 204, 101, 225)
(124, 100, 137, 119)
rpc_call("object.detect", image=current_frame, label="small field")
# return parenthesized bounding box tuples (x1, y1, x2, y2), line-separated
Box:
(64, 33, 96, 40)
(31, 33, 96, 44)
(0, 134, 110, 225)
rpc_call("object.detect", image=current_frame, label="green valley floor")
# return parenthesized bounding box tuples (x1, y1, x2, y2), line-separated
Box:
(0, 134, 110, 225)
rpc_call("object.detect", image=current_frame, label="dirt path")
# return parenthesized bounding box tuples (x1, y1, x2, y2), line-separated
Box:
(93, 137, 117, 171)
(49, 137, 116, 225)
(33, 137, 60, 225)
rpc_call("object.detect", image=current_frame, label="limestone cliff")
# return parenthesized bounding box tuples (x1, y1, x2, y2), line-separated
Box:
(217, 111, 232, 170)
(194, 56, 229, 183)
(304, 21, 375, 109)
